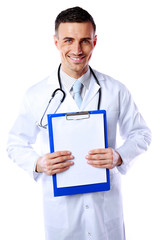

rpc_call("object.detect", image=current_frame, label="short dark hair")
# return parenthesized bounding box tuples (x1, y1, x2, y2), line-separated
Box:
(55, 6, 96, 35)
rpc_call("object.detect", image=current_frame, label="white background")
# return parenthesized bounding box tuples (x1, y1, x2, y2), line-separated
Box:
(0, 0, 159, 239)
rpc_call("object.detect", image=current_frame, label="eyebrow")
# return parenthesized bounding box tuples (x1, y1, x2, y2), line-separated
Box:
(63, 37, 92, 41)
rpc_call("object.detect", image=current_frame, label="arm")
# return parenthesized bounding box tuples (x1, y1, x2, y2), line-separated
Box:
(7, 91, 74, 179)
(86, 87, 151, 174)
(7, 93, 41, 180)
(116, 87, 151, 174)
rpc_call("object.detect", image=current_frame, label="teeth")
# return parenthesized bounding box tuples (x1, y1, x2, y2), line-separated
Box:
(70, 57, 84, 61)
(72, 58, 81, 60)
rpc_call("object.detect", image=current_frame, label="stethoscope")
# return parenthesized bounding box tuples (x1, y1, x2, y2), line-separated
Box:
(38, 64, 101, 129)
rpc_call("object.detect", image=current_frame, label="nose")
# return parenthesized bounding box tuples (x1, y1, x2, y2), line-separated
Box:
(72, 42, 83, 55)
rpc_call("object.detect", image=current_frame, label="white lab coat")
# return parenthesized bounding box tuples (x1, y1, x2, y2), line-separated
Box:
(7, 69, 151, 240)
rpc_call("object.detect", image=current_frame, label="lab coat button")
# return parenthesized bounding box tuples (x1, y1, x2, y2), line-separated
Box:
(88, 232, 92, 236)
(85, 205, 89, 209)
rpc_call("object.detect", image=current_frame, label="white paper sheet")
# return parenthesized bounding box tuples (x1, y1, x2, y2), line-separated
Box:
(52, 114, 107, 188)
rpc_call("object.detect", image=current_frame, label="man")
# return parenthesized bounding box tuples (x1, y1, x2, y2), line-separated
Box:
(7, 6, 151, 240)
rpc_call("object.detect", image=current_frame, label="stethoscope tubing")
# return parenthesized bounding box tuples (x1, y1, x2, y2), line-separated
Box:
(38, 64, 101, 128)
(89, 66, 101, 111)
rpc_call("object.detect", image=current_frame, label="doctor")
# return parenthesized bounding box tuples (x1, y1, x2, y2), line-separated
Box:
(7, 6, 151, 240)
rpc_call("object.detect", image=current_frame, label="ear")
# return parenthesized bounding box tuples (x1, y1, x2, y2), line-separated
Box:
(93, 35, 97, 47)
(54, 35, 59, 49)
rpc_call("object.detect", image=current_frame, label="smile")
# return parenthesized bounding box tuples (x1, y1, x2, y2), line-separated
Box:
(68, 56, 85, 63)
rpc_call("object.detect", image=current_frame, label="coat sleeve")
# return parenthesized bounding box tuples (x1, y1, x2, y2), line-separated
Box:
(116, 87, 151, 175)
(7, 91, 41, 181)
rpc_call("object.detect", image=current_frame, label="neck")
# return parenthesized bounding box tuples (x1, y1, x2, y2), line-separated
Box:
(61, 64, 89, 79)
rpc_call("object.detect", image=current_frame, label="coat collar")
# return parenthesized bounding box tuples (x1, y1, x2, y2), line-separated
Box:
(47, 67, 105, 86)
(46, 67, 105, 112)
(47, 69, 59, 86)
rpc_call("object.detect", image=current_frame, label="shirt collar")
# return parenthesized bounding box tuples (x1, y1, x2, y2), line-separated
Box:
(60, 68, 91, 92)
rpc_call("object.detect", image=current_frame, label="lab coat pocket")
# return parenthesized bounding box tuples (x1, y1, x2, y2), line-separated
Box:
(43, 197, 69, 229)
(104, 172, 124, 235)
(42, 176, 69, 229)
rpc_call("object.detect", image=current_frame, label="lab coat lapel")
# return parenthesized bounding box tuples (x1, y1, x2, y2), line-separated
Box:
(58, 75, 101, 112)
(47, 70, 59, 88)
(81, 74, 100, 111)
(46, 68, 101, 113)
(57, 87, 80, 113)
(46, 70, 79, 113)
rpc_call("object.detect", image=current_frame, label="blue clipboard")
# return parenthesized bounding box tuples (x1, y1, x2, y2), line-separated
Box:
(47, 110, 110, 197)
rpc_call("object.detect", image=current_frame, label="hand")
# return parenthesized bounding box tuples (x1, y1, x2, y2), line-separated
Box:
(86, 148, 122, 169)
(36, 151, 74, 175)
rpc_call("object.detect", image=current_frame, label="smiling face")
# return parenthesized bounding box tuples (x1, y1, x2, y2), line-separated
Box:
(54, 22, 97, 79)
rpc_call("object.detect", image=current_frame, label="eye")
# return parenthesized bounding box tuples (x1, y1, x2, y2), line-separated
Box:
(82, 40, 89, 43)
(65, 39, 72, 43)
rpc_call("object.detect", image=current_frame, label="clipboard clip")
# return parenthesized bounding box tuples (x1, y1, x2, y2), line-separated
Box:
(66, 112, 90, 120)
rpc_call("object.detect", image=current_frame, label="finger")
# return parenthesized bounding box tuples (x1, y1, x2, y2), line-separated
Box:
(46, 160, 74, 176)
(88, 148, 113, 155)
(47, 166, 70, 176)
(53, 167, 70, 174)
(86, 153, 112, 160)
(48, 151, 72, 159)
(87, 158, 112, 165)
(87, 160, 113, 169)
(88, 148, 107, 155)
(51, 154, 74, 164)
(51, 160, 74, 170)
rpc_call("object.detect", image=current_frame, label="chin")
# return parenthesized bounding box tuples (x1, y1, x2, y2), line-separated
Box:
(70, 63, 88, 73)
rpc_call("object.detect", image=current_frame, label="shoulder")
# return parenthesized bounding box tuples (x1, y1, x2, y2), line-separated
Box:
(26, 76, 49, 95)
(93, 69, 128, 93)
(21, 70, 58, 119)
(25, 70, 58, 101)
